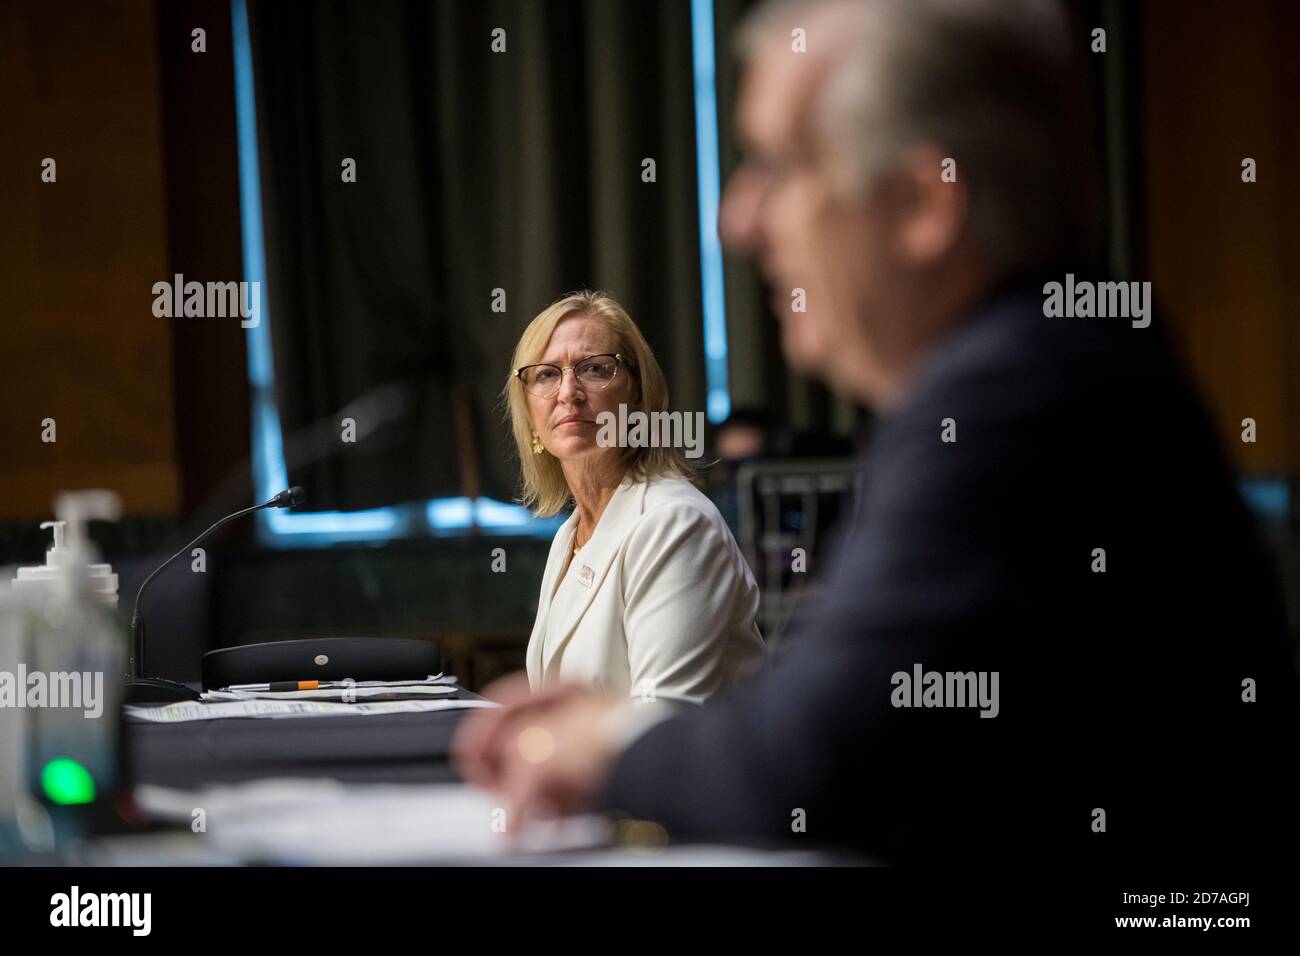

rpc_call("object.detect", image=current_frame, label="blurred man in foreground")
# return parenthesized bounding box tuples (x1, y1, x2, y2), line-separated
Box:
(455, 0, 1296, 863)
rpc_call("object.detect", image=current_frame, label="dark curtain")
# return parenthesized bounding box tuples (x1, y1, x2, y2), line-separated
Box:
(248, 0, 706, 510)
(248, 0, 1124, 491)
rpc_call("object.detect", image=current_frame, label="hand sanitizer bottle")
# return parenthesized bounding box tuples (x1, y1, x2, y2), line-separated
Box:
(0, 490, 125, 857)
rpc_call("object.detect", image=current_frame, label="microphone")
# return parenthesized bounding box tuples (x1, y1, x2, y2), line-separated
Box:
(123, 487, 306, 704)
(265, 486, 307, 509)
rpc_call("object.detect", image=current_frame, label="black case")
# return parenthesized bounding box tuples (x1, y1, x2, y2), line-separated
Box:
(201, 637, 440, 690)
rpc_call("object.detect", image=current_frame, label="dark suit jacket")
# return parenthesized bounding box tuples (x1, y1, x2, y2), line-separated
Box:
(601, 280, 1298, 864)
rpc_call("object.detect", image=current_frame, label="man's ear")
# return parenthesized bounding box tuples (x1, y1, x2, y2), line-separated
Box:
(889, 146, 970, 266)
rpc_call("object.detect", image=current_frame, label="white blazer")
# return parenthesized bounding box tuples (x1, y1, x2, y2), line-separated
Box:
(526, 475, 765, 704)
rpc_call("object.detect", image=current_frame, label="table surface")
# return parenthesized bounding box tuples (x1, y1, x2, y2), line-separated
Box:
(126, 689, 479, 788)
(109, 690, 865, 866)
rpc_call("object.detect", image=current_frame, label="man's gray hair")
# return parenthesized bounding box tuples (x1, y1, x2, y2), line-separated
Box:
(737, 0, 1103, 274)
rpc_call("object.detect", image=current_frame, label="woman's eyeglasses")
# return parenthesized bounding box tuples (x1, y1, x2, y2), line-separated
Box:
(514, 353, 624, 399)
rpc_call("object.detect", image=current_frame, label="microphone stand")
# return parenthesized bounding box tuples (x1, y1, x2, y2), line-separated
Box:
(124, 489, 302, 704)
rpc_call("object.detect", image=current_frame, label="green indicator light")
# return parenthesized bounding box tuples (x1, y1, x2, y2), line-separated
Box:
(41, 757, 96, 805)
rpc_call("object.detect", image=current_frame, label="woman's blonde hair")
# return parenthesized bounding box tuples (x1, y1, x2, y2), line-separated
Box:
(505, 290, 695, 516)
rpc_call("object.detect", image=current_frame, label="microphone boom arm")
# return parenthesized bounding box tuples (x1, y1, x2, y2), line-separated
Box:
(129, 499, 272, 678)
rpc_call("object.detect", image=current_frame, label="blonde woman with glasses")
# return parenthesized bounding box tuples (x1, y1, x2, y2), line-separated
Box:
(498, 290, 764, 716)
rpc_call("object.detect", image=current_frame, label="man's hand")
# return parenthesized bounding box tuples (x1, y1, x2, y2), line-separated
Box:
(452, 673, 624, 832)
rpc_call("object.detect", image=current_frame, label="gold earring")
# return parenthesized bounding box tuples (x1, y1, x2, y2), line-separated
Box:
(531, 432, 544, 455)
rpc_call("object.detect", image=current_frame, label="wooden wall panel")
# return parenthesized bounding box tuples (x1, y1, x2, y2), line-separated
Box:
(1142, 0, 1299, 476)
(0, 0, 178, 519)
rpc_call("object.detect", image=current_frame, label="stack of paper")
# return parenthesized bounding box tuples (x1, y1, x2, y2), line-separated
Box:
(124, 697, 497, 723)
(199, 673, 457, 701)
(203, 684, 459, 703)
(133, 779, 609, 864)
